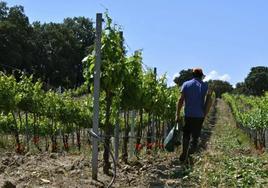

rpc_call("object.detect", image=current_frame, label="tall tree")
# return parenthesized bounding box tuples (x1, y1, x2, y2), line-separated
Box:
(63, 17, 95, 86)
(245, 66, 268, 96)
(233, 82, 248, 94)
(208, 80, 233, 98)
(32, 20, 94, 89)
(173, 69, 193, 86)
(0, 3, 34, 73)
(1, 2, 95, 89)
(63, 17, 95, 51)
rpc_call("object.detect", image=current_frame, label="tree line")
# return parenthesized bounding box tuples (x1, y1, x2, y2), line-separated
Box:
(174, 66, 268, 97)
(0, 1, 95, 89)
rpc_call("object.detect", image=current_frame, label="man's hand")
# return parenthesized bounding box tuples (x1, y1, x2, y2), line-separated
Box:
(176, 93, 185, 123)
(175, 115, 182, 123)
(204, 88, 213, 117)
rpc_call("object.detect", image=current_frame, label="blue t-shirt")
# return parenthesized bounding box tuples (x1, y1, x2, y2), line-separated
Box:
(181, 78, 208, 118)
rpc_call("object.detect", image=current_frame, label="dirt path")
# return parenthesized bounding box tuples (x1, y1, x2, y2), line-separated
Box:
(133, 99, 218, 188)
(0, 99, 267, 188)
(183, 99, 268, 187)
(136, 99, 268, 187)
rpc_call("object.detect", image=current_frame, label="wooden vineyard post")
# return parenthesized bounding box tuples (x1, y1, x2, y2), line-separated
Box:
(92, 13, 102, 180)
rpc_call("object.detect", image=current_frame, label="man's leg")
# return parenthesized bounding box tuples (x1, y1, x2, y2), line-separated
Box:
(189, 118, 204, 154)
(180, 117, 191, 161)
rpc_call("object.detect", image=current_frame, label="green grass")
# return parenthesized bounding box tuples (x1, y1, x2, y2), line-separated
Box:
(183, 101, 268, 188)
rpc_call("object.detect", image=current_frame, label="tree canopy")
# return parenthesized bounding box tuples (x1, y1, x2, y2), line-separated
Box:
(245, 66, 268, 96)
(208, 80, 233, 98)
(173, 69, 193, 86)
(0, 2, 95, 89)
(233, 66, 268, 96)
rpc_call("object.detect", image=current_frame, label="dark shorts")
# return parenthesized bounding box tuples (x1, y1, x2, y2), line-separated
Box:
(183, 117, 204, 140)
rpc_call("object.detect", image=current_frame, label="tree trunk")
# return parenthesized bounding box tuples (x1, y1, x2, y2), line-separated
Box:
(45, 135, 49, 151)
(161, 121, 165, 149)
(135, 109, 143, 153)
(76, 127, 81, 151)
(33, 114, 41, 151)
(71, 131, 75, 147)
(51, 119, 57, 152)
(156, 118, 161, 149)
(122, 110, 130, 163)
(254, 131, 258, 148)
(12, 112, 22, 153)
(63, 134, 69, 151)
(103, 92, 113, 175)
(147, 113, 152, 150)
(82, 129, 86, 146)
(25, 112, 29, 151)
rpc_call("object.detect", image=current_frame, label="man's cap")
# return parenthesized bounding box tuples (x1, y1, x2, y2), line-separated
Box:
(192, 68, 205, 76)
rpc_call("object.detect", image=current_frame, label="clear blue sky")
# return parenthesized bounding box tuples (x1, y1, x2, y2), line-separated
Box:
(6, 0, 268, 86)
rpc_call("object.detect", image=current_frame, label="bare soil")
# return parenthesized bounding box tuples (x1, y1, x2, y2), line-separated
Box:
(0, 147, 189, 187)
(2, 99, 262, 188)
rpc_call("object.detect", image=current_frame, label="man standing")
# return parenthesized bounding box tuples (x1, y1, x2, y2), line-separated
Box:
(175, 68, 212, 161)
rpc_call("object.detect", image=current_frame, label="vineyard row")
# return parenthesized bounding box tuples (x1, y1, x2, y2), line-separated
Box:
(223, 93, 268, 150)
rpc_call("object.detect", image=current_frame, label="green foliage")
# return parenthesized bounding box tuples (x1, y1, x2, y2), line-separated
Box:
(233, 82, 248, 95)
(233, 66, 268, 96)
(223, 93, 268, 130)
(0, 72, 92, 138)
(245, 66, 268, 96)
(120, 50, 143, 110)
(0, 73, 18, 113)
(173, 69, 193, 86)
(0, 113, 14, 133)
(208, 80, 233, 98)
(0, 3, 33, 71)
(0, 2, 95, 89)
(141, 69, 158, 112)
(202, 154, 268, 187)
(83, 12, 126, 94)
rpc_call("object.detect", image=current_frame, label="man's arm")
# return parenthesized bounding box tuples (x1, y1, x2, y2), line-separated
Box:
(176, 93, 185, 122)
(204, 88, 213, 117)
